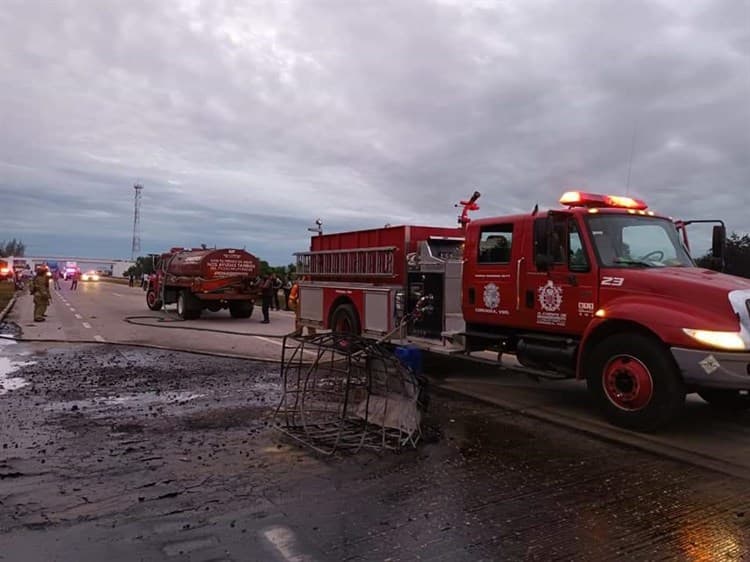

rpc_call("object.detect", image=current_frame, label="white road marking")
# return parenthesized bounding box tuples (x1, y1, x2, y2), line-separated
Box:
(112, 292, 124, 297)
(94, 335, 105, 342)
(254, 336, 283, 347)
(82, 322, 92, 329)
(69, 307, 76, 312)
(254, 335, 317, 356)
(262, 526, 314, 562)
(75, 314, 83, 319)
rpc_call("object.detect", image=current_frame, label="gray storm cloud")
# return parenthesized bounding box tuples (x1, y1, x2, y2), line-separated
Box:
(0, 0, 747, 262)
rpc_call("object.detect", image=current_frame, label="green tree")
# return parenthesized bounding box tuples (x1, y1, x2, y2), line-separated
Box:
(0, 238, 25, 257)
(123, 255, 157, 278)
(698, 232, 750, 278)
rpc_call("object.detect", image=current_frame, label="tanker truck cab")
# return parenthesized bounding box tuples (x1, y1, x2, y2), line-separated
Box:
(462, 191, 750, 430)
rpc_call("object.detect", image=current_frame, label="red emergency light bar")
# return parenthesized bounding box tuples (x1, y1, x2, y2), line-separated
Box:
(560, 191, 648, 211)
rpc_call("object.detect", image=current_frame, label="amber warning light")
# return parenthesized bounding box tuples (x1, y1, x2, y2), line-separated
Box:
(560, 191, 648, 211)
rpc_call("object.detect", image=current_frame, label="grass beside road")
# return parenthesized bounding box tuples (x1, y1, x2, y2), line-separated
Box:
(0, 281, 16, 311)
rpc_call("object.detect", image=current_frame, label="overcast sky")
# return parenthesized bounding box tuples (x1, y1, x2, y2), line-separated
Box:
(1, 0, 748, 264)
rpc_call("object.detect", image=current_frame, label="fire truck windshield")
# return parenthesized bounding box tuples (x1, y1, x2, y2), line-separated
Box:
(586, 215, 693, 268)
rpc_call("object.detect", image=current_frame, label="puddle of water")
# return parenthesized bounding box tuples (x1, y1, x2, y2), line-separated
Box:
(47, 390, 205, 412)
(0, 356, 33, 395)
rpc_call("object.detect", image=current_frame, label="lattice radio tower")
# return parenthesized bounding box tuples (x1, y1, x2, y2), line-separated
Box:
(131, 184, 143, 260)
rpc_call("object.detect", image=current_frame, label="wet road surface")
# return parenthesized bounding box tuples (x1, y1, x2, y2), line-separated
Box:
(1, 338, 749, 561)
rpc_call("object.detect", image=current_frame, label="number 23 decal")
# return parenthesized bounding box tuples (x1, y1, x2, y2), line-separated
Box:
(601, 276, 624, 287)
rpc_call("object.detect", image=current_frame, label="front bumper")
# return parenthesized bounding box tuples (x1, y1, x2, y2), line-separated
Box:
(672, 347, 750, 389)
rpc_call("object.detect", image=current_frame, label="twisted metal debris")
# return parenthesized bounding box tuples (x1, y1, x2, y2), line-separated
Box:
(274, 333, 425, 454)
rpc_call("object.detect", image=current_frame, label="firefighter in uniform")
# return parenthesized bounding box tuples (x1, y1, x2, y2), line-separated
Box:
(30, 265, 51, 322)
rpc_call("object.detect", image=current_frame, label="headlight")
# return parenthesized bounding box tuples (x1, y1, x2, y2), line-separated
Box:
(92, 275, 100, 281)
(683, 329, 746, 351)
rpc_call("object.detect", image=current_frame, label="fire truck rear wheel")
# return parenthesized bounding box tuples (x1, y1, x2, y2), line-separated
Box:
(331, 303, 361, 335)
(586, 333, 685, 431)
(229, 301, 253, 319)
(697, 389, 750, 411)
(177, 291, 201, 320)
(146, 289, 162, 311)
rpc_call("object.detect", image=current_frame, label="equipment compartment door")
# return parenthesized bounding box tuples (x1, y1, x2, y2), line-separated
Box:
(407, 273, 444, 338)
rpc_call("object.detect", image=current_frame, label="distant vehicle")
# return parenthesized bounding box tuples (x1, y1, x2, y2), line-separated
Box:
(0, 259, 12, 281)
(147, 247, 260, 319)
(81, 270, 100, 282)
(64, 262, 78, 280)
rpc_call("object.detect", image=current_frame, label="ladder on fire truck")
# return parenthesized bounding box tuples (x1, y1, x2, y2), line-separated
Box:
(295, 246, 396, 277)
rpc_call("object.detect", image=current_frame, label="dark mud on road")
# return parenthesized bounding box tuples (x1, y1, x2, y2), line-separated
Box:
(1, 341, 749, 561)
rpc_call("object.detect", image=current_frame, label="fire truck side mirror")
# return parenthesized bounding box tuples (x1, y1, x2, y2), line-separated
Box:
(710, 224, 726, 271)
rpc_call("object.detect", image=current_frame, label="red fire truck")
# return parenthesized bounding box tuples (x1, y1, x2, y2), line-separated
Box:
(147, 248, 260, 320)
(295, 191, 750, 430)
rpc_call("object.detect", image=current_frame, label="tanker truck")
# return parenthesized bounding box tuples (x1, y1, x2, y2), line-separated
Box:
(146, 247, 261, 320)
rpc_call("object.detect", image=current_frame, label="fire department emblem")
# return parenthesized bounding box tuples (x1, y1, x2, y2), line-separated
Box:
(483, 283, 500, 310)
(538, 280, 563, 312)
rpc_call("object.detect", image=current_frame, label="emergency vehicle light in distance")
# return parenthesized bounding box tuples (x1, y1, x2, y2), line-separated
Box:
(559, 191, 648, 211)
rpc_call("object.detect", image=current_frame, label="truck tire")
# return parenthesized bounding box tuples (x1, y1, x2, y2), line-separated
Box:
(586, 333, 685, 431)
(229, 301, 253, 319)
(697, 389, 750, 411)
(177, 291, 201, 320)
(331, 303, 360, 335)
(146, 289, 163, 311)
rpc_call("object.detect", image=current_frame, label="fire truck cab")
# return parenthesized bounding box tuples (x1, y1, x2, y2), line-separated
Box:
(296, 192, 750, 430)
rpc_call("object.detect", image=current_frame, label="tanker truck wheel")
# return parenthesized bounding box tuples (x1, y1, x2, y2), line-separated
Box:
(229, 301, 253, 319)
(146, 289, 163, 311)
(177, 291, 201, 320)
(586, 333, 685, 431)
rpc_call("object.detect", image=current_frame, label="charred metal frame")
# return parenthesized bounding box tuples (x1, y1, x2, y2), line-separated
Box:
(275, 333, 424, 455)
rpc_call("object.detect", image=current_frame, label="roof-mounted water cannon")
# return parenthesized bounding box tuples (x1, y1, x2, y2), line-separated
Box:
(456, 191, 481, 229)
(308, 218, 323, 237)
(559, 191, 648, 211)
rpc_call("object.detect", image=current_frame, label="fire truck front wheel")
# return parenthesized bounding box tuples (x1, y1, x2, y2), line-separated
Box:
(146, 289, 162, 311)
(330, 303, 361, 335)
(586, 333, 685, 431)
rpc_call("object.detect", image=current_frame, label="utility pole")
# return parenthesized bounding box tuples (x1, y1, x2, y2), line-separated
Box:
(131, 184, 143, 260)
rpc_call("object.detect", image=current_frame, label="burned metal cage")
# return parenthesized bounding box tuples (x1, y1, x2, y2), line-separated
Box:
(275, 333, 424, 455)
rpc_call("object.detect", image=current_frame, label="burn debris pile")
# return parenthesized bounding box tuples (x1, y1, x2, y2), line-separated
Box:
(275, 333, 426, 454)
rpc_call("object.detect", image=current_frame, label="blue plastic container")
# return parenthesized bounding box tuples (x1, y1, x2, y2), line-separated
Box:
(394, 345, 423, 374)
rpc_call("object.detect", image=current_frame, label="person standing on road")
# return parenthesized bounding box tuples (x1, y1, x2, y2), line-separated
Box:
(30, 266, 51, 322)
(52, 268, 61, 290)
(70, 269, 79, 290)
(260, 275, 273, 323)
(272, 273, 282, 310)
(282, 276, 292, 310)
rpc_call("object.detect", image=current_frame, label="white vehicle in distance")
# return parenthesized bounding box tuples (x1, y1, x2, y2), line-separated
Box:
(81, 270, 100, 282)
